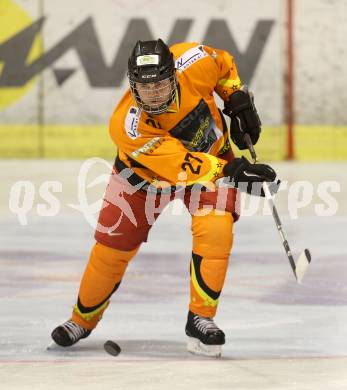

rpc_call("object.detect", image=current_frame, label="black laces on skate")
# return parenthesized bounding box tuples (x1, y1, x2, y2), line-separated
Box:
(193, 315, 220, 334)
(63, 320, 88, 342)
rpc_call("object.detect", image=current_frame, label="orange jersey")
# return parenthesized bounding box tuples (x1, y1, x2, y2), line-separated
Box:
(109, 42, 241, 188)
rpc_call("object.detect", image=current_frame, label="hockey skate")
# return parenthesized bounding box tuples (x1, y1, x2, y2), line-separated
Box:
(51, 319, 91, 347)
(185, 311, 225, 358)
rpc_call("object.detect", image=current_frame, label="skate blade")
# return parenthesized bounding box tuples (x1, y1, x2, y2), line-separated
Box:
(296, 249, 311, 283)
(46, 341, 59, 350)
(46, 341, 67, 350)
(187, 337, 222, 358)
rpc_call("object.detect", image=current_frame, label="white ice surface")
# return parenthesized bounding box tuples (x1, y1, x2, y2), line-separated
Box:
(0, 161, 347, 389)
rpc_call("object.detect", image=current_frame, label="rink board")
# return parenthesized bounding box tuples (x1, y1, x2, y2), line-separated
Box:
(1, 125, 347, 160)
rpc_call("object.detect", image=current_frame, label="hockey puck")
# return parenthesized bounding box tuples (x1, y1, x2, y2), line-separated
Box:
(104, 340, 121, 356)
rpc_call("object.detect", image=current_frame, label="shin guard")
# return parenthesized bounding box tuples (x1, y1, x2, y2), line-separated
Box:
(72, 242, 139, 329)
(189, 210, 234, 318)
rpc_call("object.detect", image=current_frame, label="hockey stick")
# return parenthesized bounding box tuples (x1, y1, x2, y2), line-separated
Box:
(231, 132, 311, 283)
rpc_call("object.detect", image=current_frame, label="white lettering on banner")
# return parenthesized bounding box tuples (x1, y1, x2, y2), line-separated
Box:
(125, 106, 141, 139)
(175, 45, 208, 72)
(131, 137, 162, 158)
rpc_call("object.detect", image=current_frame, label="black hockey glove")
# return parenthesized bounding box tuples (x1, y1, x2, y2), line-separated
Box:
(222, 86, 261, 150)
(223, 156, 280, 197)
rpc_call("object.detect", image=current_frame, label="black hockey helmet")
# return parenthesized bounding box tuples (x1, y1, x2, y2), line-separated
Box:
(128, 39, 175, 83)
(127, 39, 177, 114)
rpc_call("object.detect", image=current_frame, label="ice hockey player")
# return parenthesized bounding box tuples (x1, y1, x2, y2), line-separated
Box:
(51, 39, 279, 357)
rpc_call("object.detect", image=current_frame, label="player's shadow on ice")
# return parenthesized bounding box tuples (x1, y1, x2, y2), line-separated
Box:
(46, 339, 325, 361)
(111, 339, 192, 359)
(47, 339, 227, 360)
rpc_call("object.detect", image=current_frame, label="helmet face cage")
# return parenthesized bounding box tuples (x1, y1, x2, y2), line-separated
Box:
(129, 74, 177, 115)
(127, 39, 177, 115)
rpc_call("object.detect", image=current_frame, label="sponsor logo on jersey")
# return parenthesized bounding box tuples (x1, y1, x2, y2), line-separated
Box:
(131, 137, 162, 158)
(218, 139, 230, 155)
(175, 45, 208, 72)
(125, 106, 141, 139)
(170, 99, 222, 153)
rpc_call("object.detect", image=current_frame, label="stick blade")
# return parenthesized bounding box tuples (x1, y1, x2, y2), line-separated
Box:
(295, 249, 311, 283)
